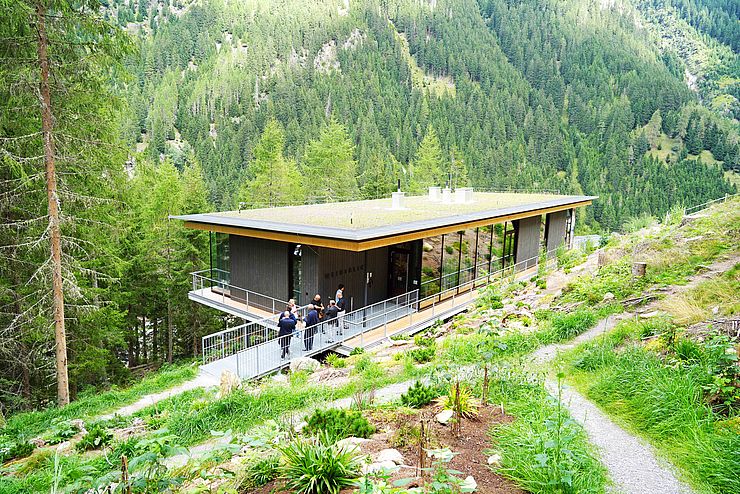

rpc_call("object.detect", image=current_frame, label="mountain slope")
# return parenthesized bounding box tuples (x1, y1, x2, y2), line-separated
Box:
(113, 0, 736, 229)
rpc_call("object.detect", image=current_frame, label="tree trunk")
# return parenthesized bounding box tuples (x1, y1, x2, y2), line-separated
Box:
(141, 316, 147, 362)
(167, 300, 173, 364)
(37, 2, 69, 406)
(152, 316, 158, 361)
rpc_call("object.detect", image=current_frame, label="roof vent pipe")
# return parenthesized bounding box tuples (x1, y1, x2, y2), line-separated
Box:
(428, 186, 441, 202)
(391, 191, 405, 210)
(441, 187, 452, 204)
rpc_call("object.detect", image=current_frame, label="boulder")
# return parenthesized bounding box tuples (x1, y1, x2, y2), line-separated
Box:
(307, 367, 349, 385)
(435, 409, 454, 425)
(290, 357, 320, 373)
(271, 373, 289, 384)
(602, 292, 615, 302)
(30, 437, 46, 448)
(376, 448, 405, 465)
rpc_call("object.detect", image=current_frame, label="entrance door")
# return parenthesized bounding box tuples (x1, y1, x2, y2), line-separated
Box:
(388, 249, 410, 297)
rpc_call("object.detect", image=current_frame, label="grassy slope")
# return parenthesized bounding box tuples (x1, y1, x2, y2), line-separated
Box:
(555, 198, 740, 494)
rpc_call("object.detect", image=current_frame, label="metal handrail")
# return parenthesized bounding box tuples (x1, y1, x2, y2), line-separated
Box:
(191, 269, 291, 315)
(684, 193, 737, 215)
(229, 249, 557, 379)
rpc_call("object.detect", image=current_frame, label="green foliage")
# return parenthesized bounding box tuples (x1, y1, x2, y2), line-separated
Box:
(0, 440, 34, 464)
(407, 346, 436, 364)
(279, 433, 362, 494)
(400, 381, 439, 408)
(410, 125, 444, 193)
(326, 353, 348, 368)
(349, 347, 365, 356)
(304, 408, 375, 441)
(436, 383, 480, 418)
(302, 118, 359, 200)
(75, 423, 112, 452)
(489, 370, 608, 494)
(413, 335, 436, 347)
(476, 285, 504, 310)
(545, 309, 597, 342)
(44, 420, 81, 445)
(238, 454, 280, 489)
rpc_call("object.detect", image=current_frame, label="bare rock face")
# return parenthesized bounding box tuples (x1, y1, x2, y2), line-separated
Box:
(289, 357, 320, 373)
(307, 367, 349, 386)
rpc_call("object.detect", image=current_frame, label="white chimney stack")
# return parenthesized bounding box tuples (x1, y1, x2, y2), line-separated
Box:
(391, 191, 405, 210)
(441, 187, 452, 204)
(428, 186, 441, 202)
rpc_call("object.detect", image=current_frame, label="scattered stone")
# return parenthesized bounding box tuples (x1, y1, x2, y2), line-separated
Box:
(308, 367, 349, 386)
(336, 436, 370, 452)
(712, 306, 720, 315)
(271, 373, 289, 384)
(640, 311, 662, 319)
(70, 419, 86, 434)
(461, 476, 477, 491)
(435, 409, 454, 425)
(602, 292, 615, 302)
(391, 338, 410, 346)
(289, 357, 320, 373)
(376, 448, 405, 465)
(218, 370, 241, 398)
(30, 437, 46, 448)
(487, 453, 502, 467)
(131, 417, 145, 428)
(363, 460, 398, 474)
(294, 421, 308, 433)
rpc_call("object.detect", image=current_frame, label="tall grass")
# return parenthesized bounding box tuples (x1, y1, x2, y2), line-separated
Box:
(567, 340, 740, 493)
(487, 370, 608, 493)
(2, 362, 198, 441)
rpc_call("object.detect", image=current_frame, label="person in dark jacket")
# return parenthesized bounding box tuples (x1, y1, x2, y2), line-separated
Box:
(325, 300, 339, 342)
(277, 311, 296, 359)
(303, 304, 319, 351)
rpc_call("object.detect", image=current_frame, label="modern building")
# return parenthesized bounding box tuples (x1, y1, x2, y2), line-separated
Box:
(174, 188, 595, 379)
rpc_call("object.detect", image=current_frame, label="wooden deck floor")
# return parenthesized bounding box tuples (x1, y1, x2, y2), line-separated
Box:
(189, 287, 276, 320)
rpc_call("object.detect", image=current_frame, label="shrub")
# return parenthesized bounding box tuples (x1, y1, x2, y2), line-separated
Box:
(75, 423, 112, 452)
(476, 285, 503, 310)
(304, 408, 375, 441)
(45, 419, 80, 445)
(407, 346, 435, 364)
(0, 441, 34, 464)
(414, 335, 435, 347)
(279, 433, 362, 494)
(436, 383, 480, 418)
(238, 454, 280, 488)
(400, 381, 439, 408)
(325, 353, 347, 368)
(349, 347, 365, 356)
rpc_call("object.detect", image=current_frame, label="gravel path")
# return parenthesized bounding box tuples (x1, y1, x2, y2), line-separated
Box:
(98, 371, 220, 420)
(534, 316, 695, 494)
(547, 380, 693, 494)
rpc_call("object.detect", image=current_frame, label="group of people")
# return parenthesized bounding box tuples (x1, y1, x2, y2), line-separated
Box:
(277, 284, 349, 359)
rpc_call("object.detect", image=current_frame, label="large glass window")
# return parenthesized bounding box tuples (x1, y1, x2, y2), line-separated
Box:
(420, 234, 443, 298)
(211, 232, 230, 283)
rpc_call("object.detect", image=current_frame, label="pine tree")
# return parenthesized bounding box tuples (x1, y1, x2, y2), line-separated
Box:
(302, 117, 359, 201)
(360, 150, 398, 199)
(239, 119, 305, 207)
(410, 125, 444, 194)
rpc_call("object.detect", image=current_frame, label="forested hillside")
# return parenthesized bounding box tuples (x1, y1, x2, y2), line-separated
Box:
(0, 0, 738, 414)
(110, 0, 737, 230)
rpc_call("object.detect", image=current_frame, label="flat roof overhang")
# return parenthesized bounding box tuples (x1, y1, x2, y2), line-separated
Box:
(175, 195, 595, 252)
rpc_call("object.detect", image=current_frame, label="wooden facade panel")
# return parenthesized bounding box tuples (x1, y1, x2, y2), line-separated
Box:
(230, 236, 289, 305)
(514, 215, 542, 270)
(545, 210, 568, 254)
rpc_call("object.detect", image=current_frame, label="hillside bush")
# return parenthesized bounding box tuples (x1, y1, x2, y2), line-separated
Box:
(400, 381, 439, 408)
(325, 353, 347, 368)
(238, 454, 280, 488)
(304, 408, 375, 441)
(279, 433, 362, 494)
(407, 346, 435, 364)
(75, 423, 112, 452)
